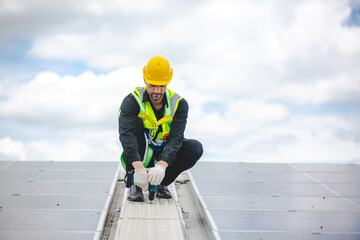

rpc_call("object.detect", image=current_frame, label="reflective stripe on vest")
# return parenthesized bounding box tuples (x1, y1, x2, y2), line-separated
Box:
(131, 86, 182, 140)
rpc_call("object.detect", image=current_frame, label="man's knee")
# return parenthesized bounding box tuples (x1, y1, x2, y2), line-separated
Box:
(182, 139, 203, 162)
(192, 139, 203, 160)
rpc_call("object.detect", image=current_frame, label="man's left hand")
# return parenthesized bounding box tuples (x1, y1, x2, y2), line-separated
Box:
(148, 162, 166, 185)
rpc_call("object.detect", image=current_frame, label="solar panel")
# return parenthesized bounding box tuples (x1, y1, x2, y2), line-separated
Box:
(193, 181, 338, 197)
(189, 170, 315, 183)
(0, 161, 12, 169)
(189, 161, 360, 240)
(0, 161, 120, 240)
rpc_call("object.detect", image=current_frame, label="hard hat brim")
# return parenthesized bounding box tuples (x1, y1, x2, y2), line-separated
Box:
(144, 78, 171, 86)
(143, 67, 173, 86)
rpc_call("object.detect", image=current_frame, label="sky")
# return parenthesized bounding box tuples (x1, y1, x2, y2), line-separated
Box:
(0, 0, 360, 164)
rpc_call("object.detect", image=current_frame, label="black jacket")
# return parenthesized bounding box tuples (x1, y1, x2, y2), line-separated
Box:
(118, 89, 188, 166)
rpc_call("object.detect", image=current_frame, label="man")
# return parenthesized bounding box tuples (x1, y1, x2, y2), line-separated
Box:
(118, 55, 203, 202)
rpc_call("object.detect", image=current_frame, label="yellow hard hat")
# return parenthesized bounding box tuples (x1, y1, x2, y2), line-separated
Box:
(143, 55, 173, 85)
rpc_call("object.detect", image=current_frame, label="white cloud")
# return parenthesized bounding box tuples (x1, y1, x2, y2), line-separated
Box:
(0, 68, 142, 128)
(0, 136, 121, 161)
(23, 0, 360, 104)
(0, 0, 25, 14)
(84, 0, 168, 15)
(201, 114, 360, 164)
(26, 139, 91, 161)
(1, 0, 360, 163)
(187, 98, 288, 138)
(0, 137, 27, 160)
(0, 68, 135, 162)
(28, 34, 91, 60)
(228, 99, 288, 123)
(273, 75, 360, 104)
(0, 66, 359, 163)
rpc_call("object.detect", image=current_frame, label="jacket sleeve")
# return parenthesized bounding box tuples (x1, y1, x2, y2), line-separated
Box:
(160, 98, 189, 166)
(118, 94, 143, 165)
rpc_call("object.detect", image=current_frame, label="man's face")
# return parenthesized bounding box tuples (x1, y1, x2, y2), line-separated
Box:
(145, 82, 167, 103)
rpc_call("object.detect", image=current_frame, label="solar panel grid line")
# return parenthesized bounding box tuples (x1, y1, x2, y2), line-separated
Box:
(190, 169, 301, 173)
(196, 193, 335, 198)
(0, 193, 113, 196)
(217, 232, 360, 240)
(190, 182, 340, 197)
(1, 169, 118, 172)
(216, 229, 360, 233)
(187, 171, 221, 240)
(200, 195, 360, 213)
(0, 230, 97, 232)
(188, 180, 327, 184)
(0, 180, 115, 183)
(291, 164, 360, 173)
(197, 207, 360, 213)
(192, 162, 296, 172)
(189, 170, 339, 184)
(208, 209, 360, 232)
(6, 161, 120, 171)
(0, 161, 15, 171)
(309, 231, 360, 235)
(0, 232, 97, 240)
(215, 229, 329, 233)
(1, 208, 106, 211)
(216, 229, 360, 236)
(0, 183, 113, 195)
(0, 209, 103, 231)
(184, 180, 325, 184)
(0, 169, 119, 183)
(289, 164, 360, 209)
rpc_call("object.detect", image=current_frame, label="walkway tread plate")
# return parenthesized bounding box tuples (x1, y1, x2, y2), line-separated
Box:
(115, 183, 187, 240)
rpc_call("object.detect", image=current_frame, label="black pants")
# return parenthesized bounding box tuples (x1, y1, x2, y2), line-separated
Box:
(161, 138, 203, 185)
(125, 130, 203, 186)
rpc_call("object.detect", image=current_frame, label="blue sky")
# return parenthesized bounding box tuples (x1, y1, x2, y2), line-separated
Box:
(0, 0, 359, 163)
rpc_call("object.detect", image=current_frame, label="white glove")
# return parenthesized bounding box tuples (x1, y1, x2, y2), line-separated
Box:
(134, 168, 149, 191)
(148, 164, 166, 186)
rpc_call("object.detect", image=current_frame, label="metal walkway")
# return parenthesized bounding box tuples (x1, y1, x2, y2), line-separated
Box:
(114, 183, 187, 240)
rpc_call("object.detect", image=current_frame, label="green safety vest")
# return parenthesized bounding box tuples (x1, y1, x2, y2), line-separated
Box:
(120, 86, 182, 170)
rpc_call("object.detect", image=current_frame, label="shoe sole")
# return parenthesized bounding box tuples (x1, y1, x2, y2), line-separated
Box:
(156, 194, 172, 199)
(127, 197, 144, 202)
(128, 198, 144, 202)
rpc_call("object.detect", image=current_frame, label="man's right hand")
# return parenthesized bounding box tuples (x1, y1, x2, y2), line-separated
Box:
(132, 161, 148, 191)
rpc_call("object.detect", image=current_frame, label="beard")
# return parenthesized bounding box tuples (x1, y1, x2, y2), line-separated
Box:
(150, 92, 164, 102)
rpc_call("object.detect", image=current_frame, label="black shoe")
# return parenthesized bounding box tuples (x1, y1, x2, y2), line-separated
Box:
(127, 185, 144, 202)
(156, 184, 172, 199)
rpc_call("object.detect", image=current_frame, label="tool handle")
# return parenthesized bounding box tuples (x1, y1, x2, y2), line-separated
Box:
(148, 185, 157, 201)
(149, 191, 155, 201)
(125, 170, 134, 188)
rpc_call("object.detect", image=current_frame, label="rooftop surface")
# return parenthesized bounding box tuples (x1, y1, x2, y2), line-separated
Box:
(1, 160, 360, 240)
(0, 160, 120, 240)
(189, 162, 360, 240)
